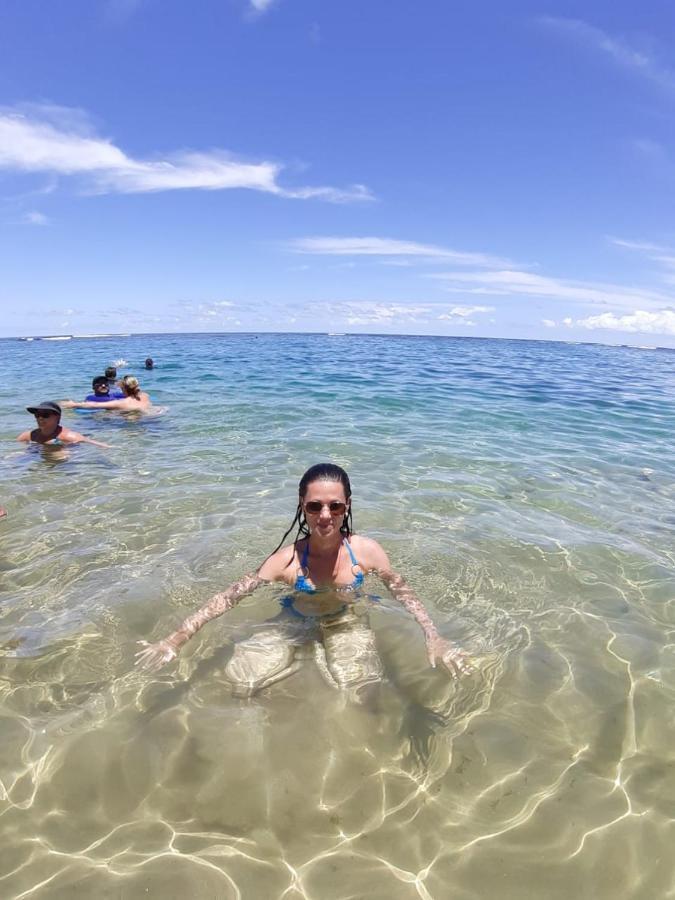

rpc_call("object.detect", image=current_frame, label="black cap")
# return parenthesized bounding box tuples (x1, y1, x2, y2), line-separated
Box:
(92, 376, 108, 389)
(26, 401, 62, 416)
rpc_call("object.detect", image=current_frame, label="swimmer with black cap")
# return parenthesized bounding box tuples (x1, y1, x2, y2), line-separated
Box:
(85, 376, 112, 402)
(16, 401, 111, 448)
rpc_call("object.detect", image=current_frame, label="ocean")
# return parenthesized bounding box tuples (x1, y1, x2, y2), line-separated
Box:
(1, 332, 674, 899)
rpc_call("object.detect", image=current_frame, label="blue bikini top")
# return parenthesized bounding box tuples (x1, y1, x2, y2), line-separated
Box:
(294, 539, 365, 594)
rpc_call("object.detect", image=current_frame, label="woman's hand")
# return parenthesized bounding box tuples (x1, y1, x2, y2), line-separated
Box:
(135, 639, 179, 671)
(425, 633, 474, 678)
(60, 400, 76, 409)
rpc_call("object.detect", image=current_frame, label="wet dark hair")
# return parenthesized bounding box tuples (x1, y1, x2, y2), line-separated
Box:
(270, 463, 353, 558)
(105, 366, 117, 379)
(144, 358, 154, 369)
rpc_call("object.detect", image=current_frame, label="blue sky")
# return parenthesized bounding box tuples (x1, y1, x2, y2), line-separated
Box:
(2, 0, 675, 343)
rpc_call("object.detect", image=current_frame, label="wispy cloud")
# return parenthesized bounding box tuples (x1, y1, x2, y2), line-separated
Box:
(539, 17, 675, 92)
(438, 305, 494, 319)
(172, 299, 238, 324)
(310, 300, 496, 328)
(437, 305, 495, 327)
(21, 210, 49, 225)
(342, 302, 431, 326)
(609, 237, 672, 255)
(289, 236, 514, 267)
(0, 105, 372, 202)
(430, 269, 674, 310)
(609, 236, 675, 283)
(250, 0, 276, 11)
(104, 0, 144, 25)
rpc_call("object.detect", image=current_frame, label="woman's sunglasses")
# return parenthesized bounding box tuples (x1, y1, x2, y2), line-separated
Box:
(304, 501, 347, 515)
(34, 412, 57, 419)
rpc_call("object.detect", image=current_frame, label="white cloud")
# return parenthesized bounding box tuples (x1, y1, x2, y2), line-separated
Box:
(539, 17, 675, 91)
(542, 319, 557, 327)
(332, 301, 496, 327)
(289, 236, 514, 267)
(576, 309, 675, 335)
(438, 305, 495, 318)
(341, 302, 431, 325)
(21, 210, 48, 225)
(431, 269, 674, 310)
(0, 106, 372, 202)
(195, 300, 237, 319)
(250, 0, 276, 10)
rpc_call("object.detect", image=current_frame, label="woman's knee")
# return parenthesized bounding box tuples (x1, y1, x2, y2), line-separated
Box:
(223, 629, 296, 696)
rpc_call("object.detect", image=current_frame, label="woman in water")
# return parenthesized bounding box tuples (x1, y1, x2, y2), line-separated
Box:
(136, 463, 473, 698)
(62, 375, 152, 413)
(16, 401, 111, 449)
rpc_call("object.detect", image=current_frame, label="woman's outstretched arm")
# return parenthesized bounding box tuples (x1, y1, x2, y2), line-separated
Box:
(61, 399, 128, 409)
(358, 537, 474, 677)
(135, 571, 267, 671)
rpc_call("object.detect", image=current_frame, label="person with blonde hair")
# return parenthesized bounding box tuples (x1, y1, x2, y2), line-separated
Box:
(62, 375, 152, 412)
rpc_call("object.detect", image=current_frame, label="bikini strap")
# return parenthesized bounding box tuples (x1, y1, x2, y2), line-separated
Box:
(300, 541, 310, 569)
(343, 539, 359, 567)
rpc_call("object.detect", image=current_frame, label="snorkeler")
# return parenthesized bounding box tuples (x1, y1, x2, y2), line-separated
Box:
(136, 463, 473, 698)
(104, 367, 125, 398)
(16, 401, 112, 449)
(144, 358, 154, 370)
(62, 376, 152, 413)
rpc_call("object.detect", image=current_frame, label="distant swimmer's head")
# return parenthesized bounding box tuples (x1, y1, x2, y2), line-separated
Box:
(144, 358, 154, 370)
(105, 366, 117, 381)
(121, 374, 141, 399)
(270, 463, 353, 556)
(26, 400, 62, 423)
(92, 376, 109, 395)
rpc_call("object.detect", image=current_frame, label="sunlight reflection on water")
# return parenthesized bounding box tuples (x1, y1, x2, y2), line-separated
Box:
(1, 334, 674, 898)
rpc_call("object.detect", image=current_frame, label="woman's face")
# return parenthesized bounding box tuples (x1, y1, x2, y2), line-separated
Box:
(302, 479, 349, 538)
(34, 411, 60, 431)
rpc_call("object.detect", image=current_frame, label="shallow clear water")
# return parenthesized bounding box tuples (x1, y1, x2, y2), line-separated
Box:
(1, 333, 674, 899)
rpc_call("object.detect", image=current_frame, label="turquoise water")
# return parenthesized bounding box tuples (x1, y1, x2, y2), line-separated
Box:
(1, 333, 675, 898)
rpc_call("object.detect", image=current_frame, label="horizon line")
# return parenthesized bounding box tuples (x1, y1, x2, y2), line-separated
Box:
(0, 329, 673, 350)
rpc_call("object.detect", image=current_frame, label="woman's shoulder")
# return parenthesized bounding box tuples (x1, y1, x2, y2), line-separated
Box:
(349, 533, 380, 550)
(348, 534, 388, 566)
(257, 541, 301, 580)
(59, 427, 80, 441)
